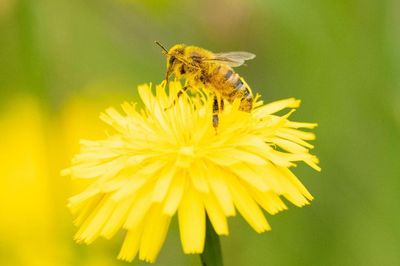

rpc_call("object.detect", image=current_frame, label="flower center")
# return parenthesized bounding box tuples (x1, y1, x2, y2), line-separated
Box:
(176, 146, 195, 168)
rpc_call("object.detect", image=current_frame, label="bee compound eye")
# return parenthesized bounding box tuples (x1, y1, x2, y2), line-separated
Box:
(190, 52, 202, 63)
(169, 56, 176, 65)
(180, 65, 186, 74)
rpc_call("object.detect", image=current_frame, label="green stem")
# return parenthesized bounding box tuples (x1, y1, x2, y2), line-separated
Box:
(200, 216, 223, 266)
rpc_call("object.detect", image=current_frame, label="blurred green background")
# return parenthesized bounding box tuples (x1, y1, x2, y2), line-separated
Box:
(1, 0, 399, 265)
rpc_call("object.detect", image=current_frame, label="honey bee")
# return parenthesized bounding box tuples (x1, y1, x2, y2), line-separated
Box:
(155, 42, 256, 129)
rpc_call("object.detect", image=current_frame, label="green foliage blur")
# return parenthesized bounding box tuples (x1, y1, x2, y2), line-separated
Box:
(1, 0, 399, 265)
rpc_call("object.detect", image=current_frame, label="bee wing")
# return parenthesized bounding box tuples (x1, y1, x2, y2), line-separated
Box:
(203, 51, 256, 67)
(215, 51, 256, 61)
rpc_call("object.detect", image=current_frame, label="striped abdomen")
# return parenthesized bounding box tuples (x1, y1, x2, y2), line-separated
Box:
(211, 66, 253, 112)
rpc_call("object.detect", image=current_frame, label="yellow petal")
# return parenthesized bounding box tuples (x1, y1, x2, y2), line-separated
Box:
(139, 204, 172, 263)
(286, 121, 318, 129)
(275, 130, 314, 149)
(120, 101, 137, 117)
(68, 187, 100, 214)
(228, 163, 269, 192)
(138, 83, 155, 112)
(278, 167, 313, 201)
(110, 175, 148, 202)
(123, 185, 153, 230)
(203, 192, 229, 235)
(207, 148, 266, 166)
(272, 138, 309, 154)
(100, 107, 127, 133)
(152, 165, 176, 202)
(247, 187, 288, 215)
(74, 195, 115, 244)
(101, 195, 136, 239)
(225, 175, 270, 233)
(111, 160, 167, 201)
(73, 194, 104, 226)
(162, 172, 187, 215)
(205, 162, 235, 216)
(118, 225, 143, 262)
(189, 162, 209, 193)
(250, 164, 285, 194)
(280, 128, 316, 140)
(263, 163, 310, 206)
(255, 98, 300, 116)
(178, 185, 205, 254)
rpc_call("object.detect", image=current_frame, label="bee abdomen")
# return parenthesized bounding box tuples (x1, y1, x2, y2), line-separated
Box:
(239, 94, 253, 112)
(229, 75, 253, 111)
(224, 69, 233, 80)
(215, 66, 253, 112)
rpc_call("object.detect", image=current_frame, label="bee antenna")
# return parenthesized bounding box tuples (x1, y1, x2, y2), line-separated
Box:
(155, 41, 168, 55)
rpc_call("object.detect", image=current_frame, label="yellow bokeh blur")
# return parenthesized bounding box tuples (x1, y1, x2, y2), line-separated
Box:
(0, 96, 58, 265)
(0, 94, 126, 265)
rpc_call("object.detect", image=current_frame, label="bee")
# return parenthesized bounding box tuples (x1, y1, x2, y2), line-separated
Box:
(155, 41, 256, 129)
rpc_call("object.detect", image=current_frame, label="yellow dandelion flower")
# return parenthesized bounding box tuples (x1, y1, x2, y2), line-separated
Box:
(62, 80, 320, 263)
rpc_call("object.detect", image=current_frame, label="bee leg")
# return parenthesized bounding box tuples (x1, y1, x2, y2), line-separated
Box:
(164, 85, 189, 111)
(213, 95, 219, 133)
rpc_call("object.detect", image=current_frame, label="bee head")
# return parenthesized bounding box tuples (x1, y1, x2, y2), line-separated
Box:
(155, 42, 189, 81)
(167, 44, 186, 81)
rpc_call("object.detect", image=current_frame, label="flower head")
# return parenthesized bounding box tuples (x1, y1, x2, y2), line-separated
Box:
(62, 80, 320, 263)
